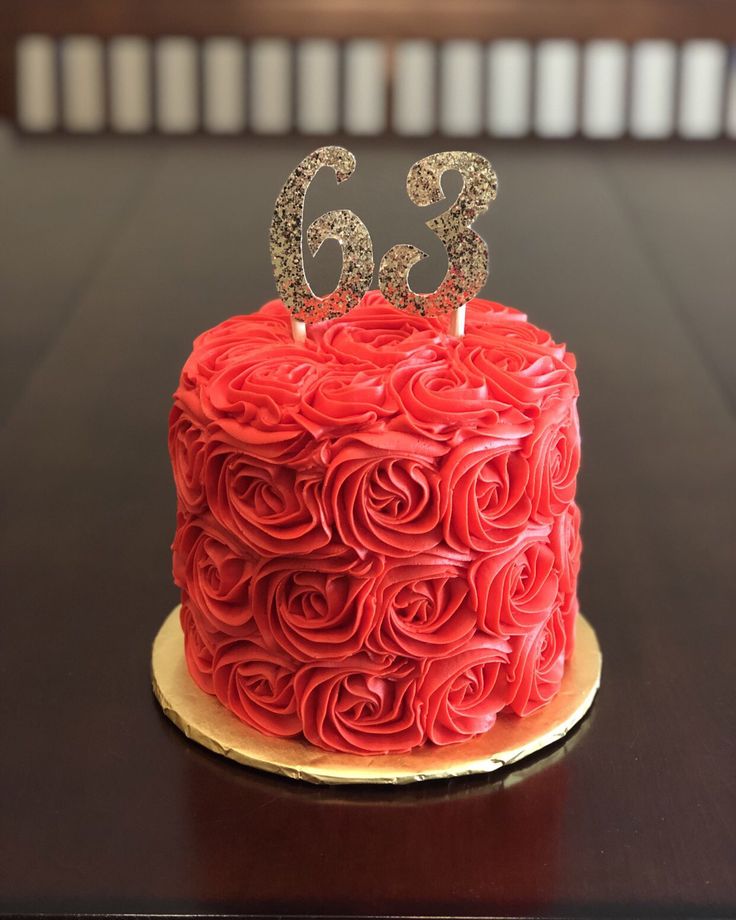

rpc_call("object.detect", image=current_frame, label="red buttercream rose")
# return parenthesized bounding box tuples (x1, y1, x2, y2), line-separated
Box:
(324, 431, 444, 558)
(195, 301, 292, 353)
(470, 536, 559, 637)
(314, 292, 442, 367)
(204, 440, 330, 556)
(200, 344, 327, 460)
(559, 591, 579, 659)
(180, 598, 218, 694)
(551, 501, 582, 596)
(212, 638, 301, 737)
(299, 365, 398, 438)
(506, 603, 567, 716)
(370, 556, 476, 658)
(251, 554, 379, 662)
(551, 502, 582, 657)
(295, 654, 423, 754)
(176, 302, 294, 422)
(190, 306, 294, 384)
(465, 297, 527, 325)
(169, 405, 207, 513)
(466, 299, 566, 351)
(524, 399, 581, 522)
(418, 636, 511, 745)
(459, 326, 577, 418)
(172, 515, 255, 635)
(389, 348, 533, 443)
(439, 435, 535, 554)
(201, 300, 294, 351)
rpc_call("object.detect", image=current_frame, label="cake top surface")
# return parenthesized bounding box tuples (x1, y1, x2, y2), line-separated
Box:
(175, 291, 578, 464)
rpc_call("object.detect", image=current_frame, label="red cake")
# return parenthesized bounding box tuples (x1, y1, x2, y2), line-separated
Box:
(169, 291, 581, 755)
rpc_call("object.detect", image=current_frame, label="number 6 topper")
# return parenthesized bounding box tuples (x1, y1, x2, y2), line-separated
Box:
(269, 146, 374, 343)
(269, 147, 497, 342)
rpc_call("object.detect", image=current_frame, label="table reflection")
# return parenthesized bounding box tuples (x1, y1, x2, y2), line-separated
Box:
(178, 712, 593, 914)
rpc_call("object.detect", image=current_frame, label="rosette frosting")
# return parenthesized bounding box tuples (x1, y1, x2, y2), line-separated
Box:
(171, 291, 582, 754)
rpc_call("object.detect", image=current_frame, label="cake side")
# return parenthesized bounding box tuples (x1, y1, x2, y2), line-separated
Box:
(170, 291, 581, 755)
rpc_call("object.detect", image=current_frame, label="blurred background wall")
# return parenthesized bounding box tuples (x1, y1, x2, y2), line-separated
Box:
(2, 0, 736, 140)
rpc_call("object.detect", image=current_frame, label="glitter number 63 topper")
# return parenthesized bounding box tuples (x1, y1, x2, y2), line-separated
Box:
(269, 147, 497, 342)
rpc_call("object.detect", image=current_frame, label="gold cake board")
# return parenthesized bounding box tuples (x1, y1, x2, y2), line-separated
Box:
(152, 606, 601, 785)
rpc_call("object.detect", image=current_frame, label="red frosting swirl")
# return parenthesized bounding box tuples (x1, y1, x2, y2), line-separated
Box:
(176, 302, 294, 423)
(295, 654, 423, 754)
(251, 553, 379, 662)
(461, 309, 578, 416)
(324, 432, 444, 558)
(524, 399, 581, 522)
(560, 591, 579, 659)
(418, 636, 511, 745)
(465, 298, 527, 327)
(180, 598, 218, 694)
(506, 604, 567, 716)
(299, 365, 398, 437)
(551, 501, 582, 597)
(172, 515, 254, 636)
(470, 536, 559, 637)
(169, 406, 207, 513)
(370, 556, 477, 658)
(170, 292, 582, 754)
(551, 502, 583, 657)
(313, 291, 443, 367)
(439, 436, 534, 553)
(389, 349, 532, 443)
(200, 343, 327, 462)
(204, 439, 330, 556)
(212, 637, 301, 737)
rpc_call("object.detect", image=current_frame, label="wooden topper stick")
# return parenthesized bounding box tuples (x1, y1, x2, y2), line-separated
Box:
(291, 317, 307, 344)
(449, 303, 466, 337)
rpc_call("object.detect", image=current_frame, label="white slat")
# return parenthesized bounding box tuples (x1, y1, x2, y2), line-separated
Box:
(109, 37, 151, 133)
(250, 39, 291, 134)
(535, 40, 579, 137)
(582, 41, 627, 138)
(678, 41, 727, 139)
(203, 38, 245, 134)
(440, 40, 483, 136)
(156, 37, 198, 133)
(487, 40, 531, 137)
(61, 36, 104, 132)
(16, 35, 57, 132)
(393, 40, 435, 136)
(727, 53, 736, 138)
(344, 40, 386, 135)
(630, 41, 677, 138)
(297, 40, 339, 134)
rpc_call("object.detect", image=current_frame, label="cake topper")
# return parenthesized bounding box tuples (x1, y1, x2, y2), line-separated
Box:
(269, 146, 497, 342)
(270, 147, 374, 343)
(379, 152, 497, 337)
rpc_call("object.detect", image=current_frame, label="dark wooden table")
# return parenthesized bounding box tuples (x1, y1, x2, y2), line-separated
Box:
(1, 127, 734, 919)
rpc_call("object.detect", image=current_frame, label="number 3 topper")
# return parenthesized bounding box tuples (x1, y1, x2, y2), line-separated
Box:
(269, 147, 497, 342)
(379, 151, 497, 336)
